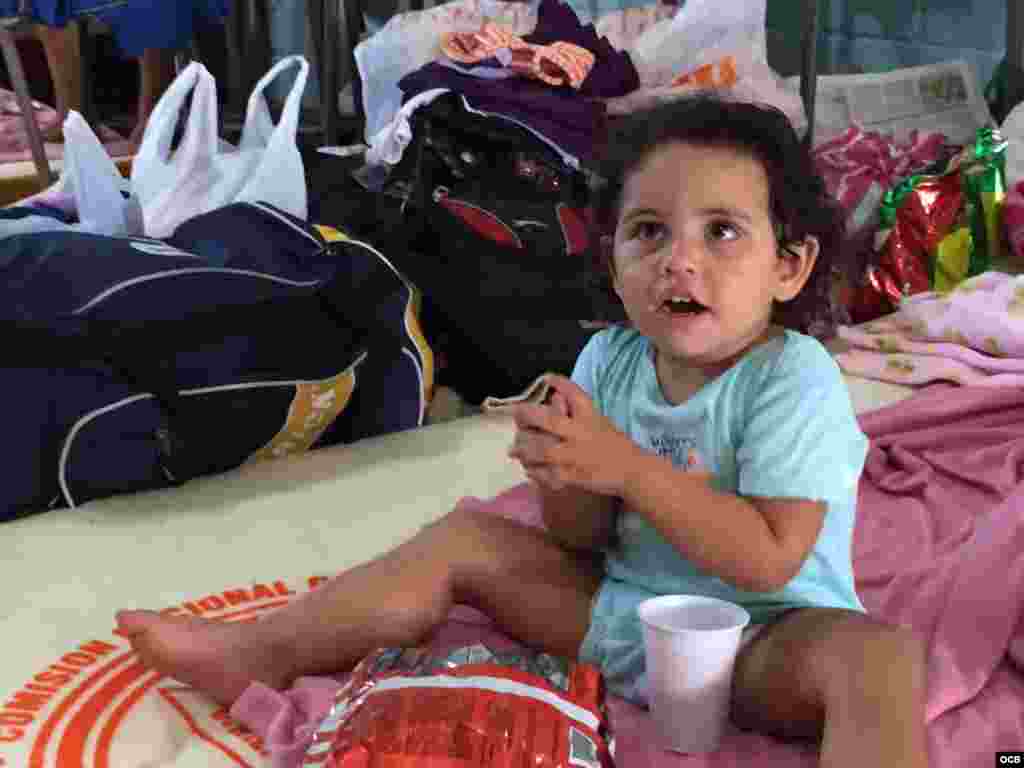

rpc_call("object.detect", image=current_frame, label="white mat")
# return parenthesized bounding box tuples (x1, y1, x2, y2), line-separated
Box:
(0, 374, 912, 767)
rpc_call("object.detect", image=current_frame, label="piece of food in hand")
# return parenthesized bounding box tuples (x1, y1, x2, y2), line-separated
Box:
(482, 373, 557, 413)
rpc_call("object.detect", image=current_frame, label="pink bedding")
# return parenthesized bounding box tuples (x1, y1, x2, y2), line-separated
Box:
(0, 88, 132, 164)
(232, 383, 1024, 767)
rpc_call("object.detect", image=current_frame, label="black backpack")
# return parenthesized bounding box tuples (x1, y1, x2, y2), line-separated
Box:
(374, 93, 625, 404)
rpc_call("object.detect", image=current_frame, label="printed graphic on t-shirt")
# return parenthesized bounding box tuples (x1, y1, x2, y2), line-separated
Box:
(647, 434, 706, 472)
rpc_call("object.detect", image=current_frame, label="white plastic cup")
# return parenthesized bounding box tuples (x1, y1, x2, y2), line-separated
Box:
(637, 595, 751, 753)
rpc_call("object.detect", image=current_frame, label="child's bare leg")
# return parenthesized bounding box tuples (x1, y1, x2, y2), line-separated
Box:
(117, 507, 602, 707)
(730, 608, 929, 768)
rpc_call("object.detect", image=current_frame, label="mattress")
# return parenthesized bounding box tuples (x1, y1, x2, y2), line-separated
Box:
(0, 154, 133, 206)
(0, 372, 912, 767)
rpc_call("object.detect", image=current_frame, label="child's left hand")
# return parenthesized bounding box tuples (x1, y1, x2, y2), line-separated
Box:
(508, 375, 640, 497)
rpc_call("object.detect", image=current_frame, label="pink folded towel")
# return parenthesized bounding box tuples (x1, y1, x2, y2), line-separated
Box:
(835, 271, 1024, 387)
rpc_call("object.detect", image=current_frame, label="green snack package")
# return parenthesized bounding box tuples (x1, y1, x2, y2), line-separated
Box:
(957, 126, 1007, 277)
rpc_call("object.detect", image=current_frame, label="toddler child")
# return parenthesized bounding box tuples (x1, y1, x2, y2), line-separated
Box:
(117, 94, 928, 767)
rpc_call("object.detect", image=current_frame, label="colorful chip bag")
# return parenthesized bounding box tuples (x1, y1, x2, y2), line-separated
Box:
(961, 127, 1009, 281)
(302, 643, 615, 768)
(849, 126, 1008, 323)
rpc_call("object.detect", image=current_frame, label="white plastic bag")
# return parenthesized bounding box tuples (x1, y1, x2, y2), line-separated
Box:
(59, 111, 142, 235)
(7, 110, 143, 237)
(628, 0, 766, 86)
(621, 0, 805, 131)
(592, 3, 679, 54)
(131, 55, 309, 238)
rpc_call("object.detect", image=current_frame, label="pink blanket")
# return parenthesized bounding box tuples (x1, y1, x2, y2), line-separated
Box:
(835, 272, 1024, 388)
(0, 88, 132, 163)
(232, 384, 1024, 767)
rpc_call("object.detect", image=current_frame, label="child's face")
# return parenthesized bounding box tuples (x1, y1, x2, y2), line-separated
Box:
(611, 141, 817, 380)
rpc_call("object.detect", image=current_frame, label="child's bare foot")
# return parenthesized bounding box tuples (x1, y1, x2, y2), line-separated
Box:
(115, 609, 295, 707)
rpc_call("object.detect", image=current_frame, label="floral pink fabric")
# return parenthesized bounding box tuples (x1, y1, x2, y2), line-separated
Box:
(0, 89, 131, 164)
(812, 126, 948, 235)
(835, 271, 1024, 387)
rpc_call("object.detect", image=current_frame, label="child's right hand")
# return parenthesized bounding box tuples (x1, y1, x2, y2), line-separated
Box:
(508, 375, 640, 497)
(509, 385, 570, 490)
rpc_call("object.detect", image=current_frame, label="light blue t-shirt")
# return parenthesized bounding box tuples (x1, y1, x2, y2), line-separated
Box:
(572, 325, 868, 623)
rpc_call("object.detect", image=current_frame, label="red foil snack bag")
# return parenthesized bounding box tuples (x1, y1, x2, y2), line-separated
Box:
(849, 127, 1007, 323)
(849, 171, 963, 323)
(302, 644, 615, 768)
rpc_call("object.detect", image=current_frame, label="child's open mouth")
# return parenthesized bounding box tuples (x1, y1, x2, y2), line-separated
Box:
(661, 296, 708, 315)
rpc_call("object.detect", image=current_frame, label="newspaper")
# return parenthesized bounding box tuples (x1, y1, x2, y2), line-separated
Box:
(784, 59, 994, 146)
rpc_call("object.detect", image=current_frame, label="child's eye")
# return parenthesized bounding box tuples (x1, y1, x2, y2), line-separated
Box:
(707, 220, 740, 242)
(630, 221, 666, 241)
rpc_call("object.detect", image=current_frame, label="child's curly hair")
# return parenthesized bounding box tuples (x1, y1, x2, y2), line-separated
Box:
(589, 93, 847, 335)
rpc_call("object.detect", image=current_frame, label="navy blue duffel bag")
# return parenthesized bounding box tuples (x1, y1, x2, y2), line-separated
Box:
(0, 202, 433, 520)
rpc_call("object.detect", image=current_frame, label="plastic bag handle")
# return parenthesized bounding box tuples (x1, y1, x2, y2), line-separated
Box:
(61, 111, 131, 232)
(131, 62, 220, 182)
(238, 55, 310, 152)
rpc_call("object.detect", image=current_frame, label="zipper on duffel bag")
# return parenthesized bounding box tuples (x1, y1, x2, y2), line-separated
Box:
(57, 358, 367, 509)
